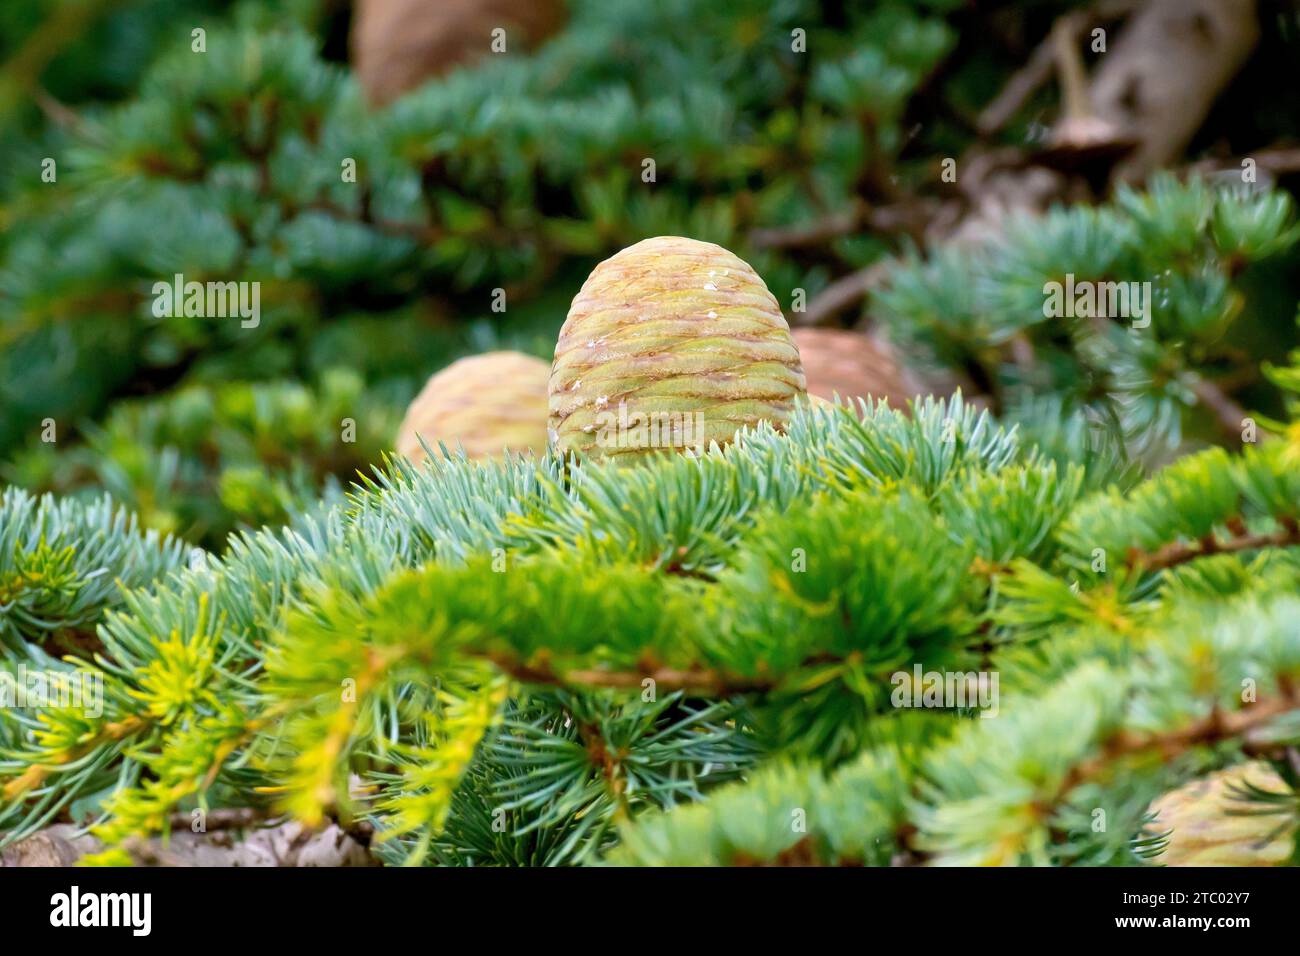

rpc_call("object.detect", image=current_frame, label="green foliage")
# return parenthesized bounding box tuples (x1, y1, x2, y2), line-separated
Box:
(0, 487, 185, 657)
(2, 399, 1298, 865)
(4, 369, 399, 547)
(874, 176, 1300, 457)
(4, 1, 1298, 550)
(3, 0, 1300, 868)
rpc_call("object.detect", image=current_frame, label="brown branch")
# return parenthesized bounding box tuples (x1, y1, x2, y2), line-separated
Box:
(976, 31, 1058, 137)
(748, 199, 942, 251)
(1189, 377, 1252, 447)
(1187, 146, 1300, 180)
(1128, 515, 1300, 573)
(976, 0, 1139, 136)
(30, 85, 104, 144)
(562, 666, 774, 694)
(1056, 687, 1300, 803)
(482, 649, 858, 696)
(792, 261, 890, 328)
(749, 206, 863, 250)
(1052, 9, 1094, 125)
(483, 650, 777, 695)
(166, 806, 279, 832)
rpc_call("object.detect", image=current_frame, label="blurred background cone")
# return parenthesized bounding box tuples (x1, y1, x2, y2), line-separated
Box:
(792, 327, 927, 412)
(396, 351, 550, 463)
(352, 0, 567, 106)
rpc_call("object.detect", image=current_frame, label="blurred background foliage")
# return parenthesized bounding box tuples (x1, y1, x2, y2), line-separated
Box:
(1, 0, 1299, 548)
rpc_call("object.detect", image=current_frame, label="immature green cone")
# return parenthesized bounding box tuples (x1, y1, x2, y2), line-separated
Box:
(549, 236, 805, 459)
(396, 351, 550, 463)
(1148, 762, 1295, 866)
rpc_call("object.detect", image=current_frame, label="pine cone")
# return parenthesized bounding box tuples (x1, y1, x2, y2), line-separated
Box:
(549, 236, 806, 460)
(351, 0, 567, 106)
(396, 351, 550, 463)
(792, 327, 926, 411)
(1147, 762, 1295, 866)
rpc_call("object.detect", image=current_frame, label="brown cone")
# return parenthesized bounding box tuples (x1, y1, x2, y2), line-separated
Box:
(792, 327, 925, 411)
(396, 351, 550, 463)
(352, 0, 567, 106)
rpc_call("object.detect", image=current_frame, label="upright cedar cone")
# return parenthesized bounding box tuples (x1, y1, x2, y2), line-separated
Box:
(351, 0, 567, 106)
(396, 351, 550, 463)
(792, 327, 925, 410)
(549, 236, 806, 459)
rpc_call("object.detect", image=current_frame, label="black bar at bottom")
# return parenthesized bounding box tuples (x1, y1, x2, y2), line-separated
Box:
(0, 865, 1285, 943)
